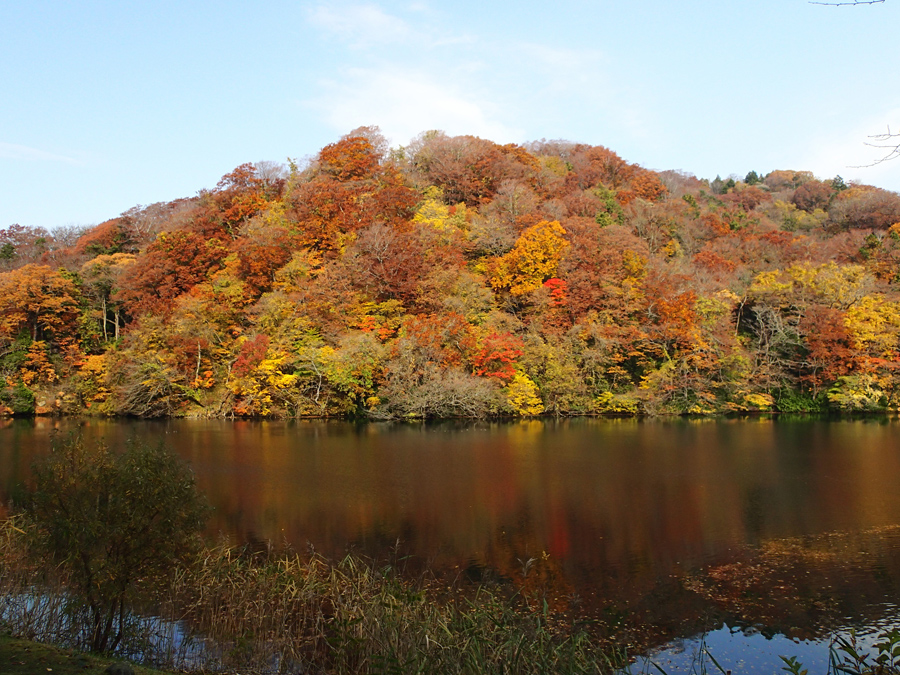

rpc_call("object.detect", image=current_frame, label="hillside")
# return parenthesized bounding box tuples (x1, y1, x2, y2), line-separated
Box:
(2, 128, 899, 418)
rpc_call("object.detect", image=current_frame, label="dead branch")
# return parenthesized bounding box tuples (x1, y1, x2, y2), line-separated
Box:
(848, 126, 900, 167)
(810, 0, 884, 5)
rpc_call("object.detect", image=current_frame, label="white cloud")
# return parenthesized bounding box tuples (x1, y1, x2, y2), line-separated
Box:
(517, 43, 605, 73)
(0, 142, 80, 165)
(306, 66, 522, 146)
(307, 3, 411, 48)
(300, 10, 656, 153)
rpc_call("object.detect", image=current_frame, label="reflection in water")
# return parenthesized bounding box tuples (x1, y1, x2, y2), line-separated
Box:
(2, 416, 900, 654)
(638, 626, 835, 675)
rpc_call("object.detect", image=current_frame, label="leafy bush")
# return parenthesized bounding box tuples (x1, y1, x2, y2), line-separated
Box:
(775, 389, 826, 413)
(25, 437, 208, 653)
(0, 382, 35, 414)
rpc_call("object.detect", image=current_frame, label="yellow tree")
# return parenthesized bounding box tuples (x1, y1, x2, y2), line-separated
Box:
(749, 262, 873, 310)
(844, 295, 900, 408)
(488, 220, 569, 296)
(411, 186, 468, 235)
(845, 294, 900, 359)
(505, 371, 543, 415)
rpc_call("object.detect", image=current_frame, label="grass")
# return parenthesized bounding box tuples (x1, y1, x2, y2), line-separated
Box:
(0, 633, 175, 675)
(0, 515, 623, 674)
(7, 512, 900, 675)
(167, 545, 623, 674)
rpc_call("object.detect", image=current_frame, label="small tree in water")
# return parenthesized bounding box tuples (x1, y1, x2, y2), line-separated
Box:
(26, 437, 208, 654)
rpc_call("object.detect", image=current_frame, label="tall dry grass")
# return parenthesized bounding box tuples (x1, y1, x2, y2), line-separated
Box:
(1, 517, 621, 674)
(169, 544, 621, 674)
(0, 514, 72, 644)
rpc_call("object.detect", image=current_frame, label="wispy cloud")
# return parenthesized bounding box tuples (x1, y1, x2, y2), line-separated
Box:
(301, 5, 656, 154)
(0, 142, 80, 165)
(306, 66, 521, 146)
(307, 3, 411, 48)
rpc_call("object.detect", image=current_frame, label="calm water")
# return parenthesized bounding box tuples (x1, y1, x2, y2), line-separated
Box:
(2, 416, 899, 669)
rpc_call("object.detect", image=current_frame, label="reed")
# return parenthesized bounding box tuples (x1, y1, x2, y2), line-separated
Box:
(1, 519, 621, 674)
(0, 514, 72, 645)
(170, 544, 621, 674)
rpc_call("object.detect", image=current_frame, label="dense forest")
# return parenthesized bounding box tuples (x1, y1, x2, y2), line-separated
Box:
(1, 128, 899, 418)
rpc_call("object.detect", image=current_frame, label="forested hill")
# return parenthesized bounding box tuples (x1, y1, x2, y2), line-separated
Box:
(2, 129, 899, 419)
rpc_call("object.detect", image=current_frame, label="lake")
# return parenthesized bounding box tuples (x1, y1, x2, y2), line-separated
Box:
(2, 415, 899, 671)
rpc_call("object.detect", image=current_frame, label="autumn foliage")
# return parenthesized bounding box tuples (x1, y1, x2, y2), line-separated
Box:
(2, 128, 900, 418)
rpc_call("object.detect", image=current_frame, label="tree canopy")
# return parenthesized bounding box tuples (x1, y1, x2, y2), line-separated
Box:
(2, 129, 899, 418)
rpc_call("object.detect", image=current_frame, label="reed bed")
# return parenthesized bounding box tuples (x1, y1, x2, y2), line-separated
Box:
(0, 517, 621, 674)
(0, 514, 72, 645)
(170, 545, 621, 674)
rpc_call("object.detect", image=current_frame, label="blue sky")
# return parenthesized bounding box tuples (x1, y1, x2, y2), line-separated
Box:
(3, 0, 900, 229)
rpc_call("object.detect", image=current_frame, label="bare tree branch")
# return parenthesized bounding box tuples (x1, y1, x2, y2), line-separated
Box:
(809, 0, 884, 5)
(848, 127, 900, 167)
(811, 0, 895, 165)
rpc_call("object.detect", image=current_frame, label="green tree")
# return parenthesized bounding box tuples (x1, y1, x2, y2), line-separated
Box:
(25, 437, 208, 654)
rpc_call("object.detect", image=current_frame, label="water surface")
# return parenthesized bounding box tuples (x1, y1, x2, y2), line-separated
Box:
(2, 416, 899, 666)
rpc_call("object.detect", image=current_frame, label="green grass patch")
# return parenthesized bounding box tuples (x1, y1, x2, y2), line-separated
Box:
(0, 634, 174, 675)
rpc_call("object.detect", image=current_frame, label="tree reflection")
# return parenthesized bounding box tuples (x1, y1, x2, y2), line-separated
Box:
(2, 416, 900, 650)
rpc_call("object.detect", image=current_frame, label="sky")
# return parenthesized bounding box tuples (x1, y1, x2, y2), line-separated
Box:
(3, 0, 900, 230)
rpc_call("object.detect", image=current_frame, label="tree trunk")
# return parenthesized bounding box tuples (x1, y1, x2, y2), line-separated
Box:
(101, 296, 108, 342)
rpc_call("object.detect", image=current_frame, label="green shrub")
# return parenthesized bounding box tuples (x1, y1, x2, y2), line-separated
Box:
(0, 382, 35, 414)
(774, 388, 826, 413)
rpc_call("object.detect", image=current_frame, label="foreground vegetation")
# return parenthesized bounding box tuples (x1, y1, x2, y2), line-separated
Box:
(0, 521, 622, 674)
(6, 527, 900, 675)
(2, 130, 899, 420)
(0, 437, 620, 674)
